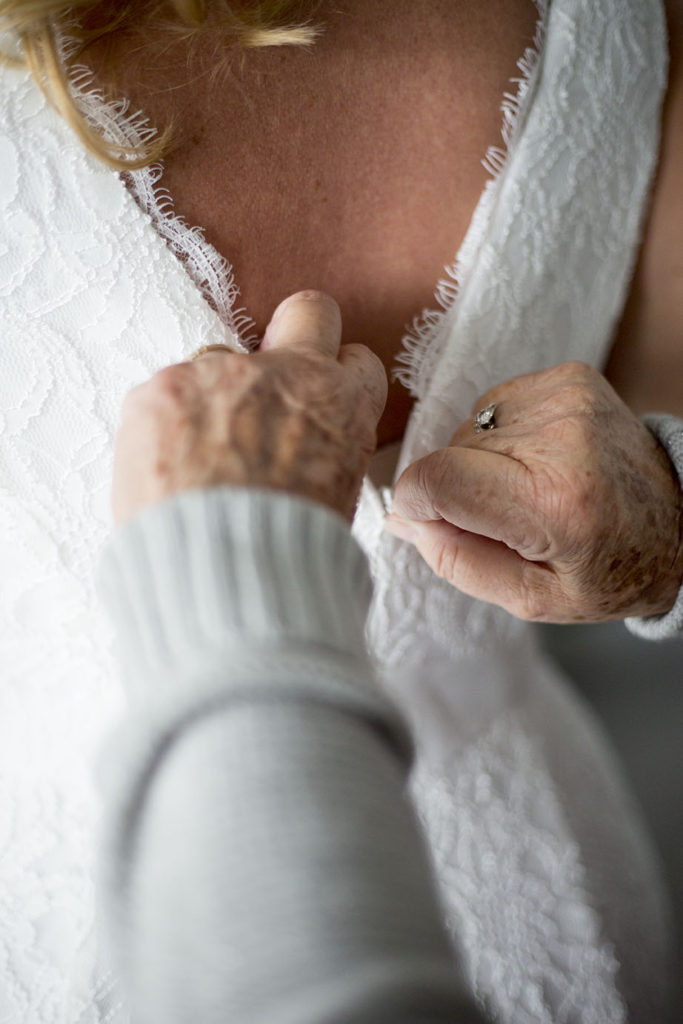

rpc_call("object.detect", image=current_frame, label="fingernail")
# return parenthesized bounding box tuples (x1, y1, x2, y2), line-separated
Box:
(271, 294, 294, 322)
(272, 290, 322, 321)
(384, 515, 420, 544)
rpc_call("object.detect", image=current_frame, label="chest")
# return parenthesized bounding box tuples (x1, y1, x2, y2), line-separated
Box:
(87, 0, 539, 444)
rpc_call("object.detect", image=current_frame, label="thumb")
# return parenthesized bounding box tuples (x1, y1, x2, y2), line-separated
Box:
(261, 290, 342, 358)
(391, 446, 548, 556)
(390, 447, 461, 522)
(384, 516, 559, 620)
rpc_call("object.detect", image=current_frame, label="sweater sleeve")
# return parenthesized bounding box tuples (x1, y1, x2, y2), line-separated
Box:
(93, 486, 485, 1024)
(625, 414, 683, 641)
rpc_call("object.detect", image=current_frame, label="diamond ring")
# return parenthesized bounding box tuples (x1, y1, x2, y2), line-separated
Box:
(474, 402, 498, 433)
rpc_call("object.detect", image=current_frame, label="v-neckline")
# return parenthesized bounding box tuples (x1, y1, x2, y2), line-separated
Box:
(62, 2, 548, 469)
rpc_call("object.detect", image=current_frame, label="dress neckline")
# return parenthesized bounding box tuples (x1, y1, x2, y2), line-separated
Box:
(61, 2, 547, 431)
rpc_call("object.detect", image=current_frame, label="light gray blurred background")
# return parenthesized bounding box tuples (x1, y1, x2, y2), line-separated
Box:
(537, 622, 683, 1018)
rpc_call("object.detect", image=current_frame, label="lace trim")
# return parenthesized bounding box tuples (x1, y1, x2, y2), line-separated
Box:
(393, 0, 548, 398)
(58, 4, 548, 378)
(58, 30, 257, 354)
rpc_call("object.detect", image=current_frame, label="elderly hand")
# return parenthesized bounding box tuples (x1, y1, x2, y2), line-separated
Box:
(386, 362, 683, 623)
(111, 290, 387, 528)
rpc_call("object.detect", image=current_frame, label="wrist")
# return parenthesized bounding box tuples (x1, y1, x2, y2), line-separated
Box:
(640, 434, 683, 615)
(625, 413, 683, 639)
(667, 481, 683, 610)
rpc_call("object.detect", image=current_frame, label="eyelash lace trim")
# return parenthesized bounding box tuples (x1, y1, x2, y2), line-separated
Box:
(59, 29, 258, 354)
(393, 0, 547, 399)
(58, 4, 547, 383)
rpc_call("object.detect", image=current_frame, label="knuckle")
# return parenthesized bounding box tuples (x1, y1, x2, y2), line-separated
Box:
(557, 374, 604, 416)
(414, 452, 445, 509)
(150, 363, 197, 403)
(539, 364, 602, 417)
(362, 344, 387, 382)
(363, 376, 388, 416)
(557, 358, 593, 378)
(296, 350, 339, 389)
(430, 540, 459, 583)
(121, 381, 147, 408)
(513, 584, 547, 622)
(344, 342, 386, 382)
(565, 359, 597, 382)
(393, 457, 438, 521)
(549, 360, 596, 388)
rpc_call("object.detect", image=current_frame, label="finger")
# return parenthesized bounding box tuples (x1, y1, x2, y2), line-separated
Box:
(337, 343, 389, 426)
(448, 371, 552, 447)
(461, 362, 602, 443)
(390, 446, 549, 558)
(450, 398, 512, 447)
(469, 366, 558, 418)
(260, 290, 342, 358)
(448, 369, 557, 446)
(384, 518, 564, 621)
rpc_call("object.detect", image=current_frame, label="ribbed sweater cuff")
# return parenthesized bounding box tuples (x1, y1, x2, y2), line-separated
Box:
(95, 487, 375, 696)
(625, 414, 683, 640)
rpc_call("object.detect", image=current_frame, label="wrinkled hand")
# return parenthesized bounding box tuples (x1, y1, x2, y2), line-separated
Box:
(112, 290, 387, 527)
(386, 362, 683, 623)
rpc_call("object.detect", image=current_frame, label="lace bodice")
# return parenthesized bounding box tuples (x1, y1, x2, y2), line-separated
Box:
(0, 1, 673, 1021)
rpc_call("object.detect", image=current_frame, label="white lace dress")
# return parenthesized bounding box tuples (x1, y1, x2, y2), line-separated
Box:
(0, 0, 673, 1021)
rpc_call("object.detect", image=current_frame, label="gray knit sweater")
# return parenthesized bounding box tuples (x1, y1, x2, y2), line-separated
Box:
(94, 486, 486, 1024)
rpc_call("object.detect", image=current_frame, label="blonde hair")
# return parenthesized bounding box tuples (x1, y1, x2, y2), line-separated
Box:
(0, 1, 323, 168)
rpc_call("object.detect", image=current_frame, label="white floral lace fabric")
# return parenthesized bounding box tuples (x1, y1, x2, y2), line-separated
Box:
(0, 0, 673, 1022)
